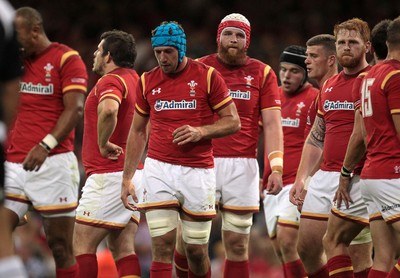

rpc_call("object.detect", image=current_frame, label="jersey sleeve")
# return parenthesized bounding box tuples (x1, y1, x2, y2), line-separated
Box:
(385, 71, 400, 114)
(260, 66, 281, 111)
(134, 74, 150, 117)
(59, 51, 88, 94)
(208, 68, 233, 112)
(95, 74, 127, 104)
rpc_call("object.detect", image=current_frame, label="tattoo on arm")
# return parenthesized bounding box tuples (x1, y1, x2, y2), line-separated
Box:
(307, 116, 326, 149)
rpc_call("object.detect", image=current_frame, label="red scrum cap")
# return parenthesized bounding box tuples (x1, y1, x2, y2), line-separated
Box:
(217, 13, 251, 49)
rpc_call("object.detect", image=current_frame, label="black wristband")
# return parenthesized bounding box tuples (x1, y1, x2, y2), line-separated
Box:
(39, 141, 51, 152)
(340, 166, 351, 177)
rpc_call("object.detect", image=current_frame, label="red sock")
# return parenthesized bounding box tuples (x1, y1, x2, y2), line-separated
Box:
(387, 261, 400, 278)
(327, 255, 353, 277)
(150, 261, 172, 278)
(76, 254, 98, 278)
(56, 262, 79, 278)
(367, 269, 387, 278)
(223, 260, 249, 278)
(174, 250, 188, 278)
(188, 266, 211, 278)
(308, 264, 329, 278)
(283, 259, 307, 278)
(354, 267, 370, 278)
(116, 254, 141, 277)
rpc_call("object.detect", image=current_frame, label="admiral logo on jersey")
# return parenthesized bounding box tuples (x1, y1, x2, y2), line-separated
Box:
(281, 117, 300, 127)
(229, 89, 250, 100)
(323, 100, 353, 112)
(154, 99, 197, 111)
(20, 82, 54, 95)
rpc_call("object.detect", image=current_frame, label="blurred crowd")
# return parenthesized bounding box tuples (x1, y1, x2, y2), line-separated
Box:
(9, 0, 400, 277)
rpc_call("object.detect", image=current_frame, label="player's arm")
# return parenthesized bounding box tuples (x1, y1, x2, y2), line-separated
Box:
(335, 109, 366, 208)
(289, 115, 325, 205)
(393, 114, 400, 141)
(22, 92, 85, 171)
(172, 102, 240, 145)
(97, 98, 122, 160)
(262, 109, 283, 195)
(121, 112, 149, 210)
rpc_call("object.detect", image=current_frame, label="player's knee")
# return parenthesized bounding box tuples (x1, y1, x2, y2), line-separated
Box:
(181, 219, 212, 245)
(146, 209, 178, 237)
(221, 211, 253, 234)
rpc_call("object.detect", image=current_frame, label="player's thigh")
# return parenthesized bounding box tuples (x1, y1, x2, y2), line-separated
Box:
(298, 217, 327, 253)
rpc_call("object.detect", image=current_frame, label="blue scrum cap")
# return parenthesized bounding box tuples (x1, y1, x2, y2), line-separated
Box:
(151, 21, 186, 63)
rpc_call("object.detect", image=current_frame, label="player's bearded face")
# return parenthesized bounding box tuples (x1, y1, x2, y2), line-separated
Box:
(218, 28, 247, 66)
(218, 44, 246, 66)
(336, 29, 367, 69)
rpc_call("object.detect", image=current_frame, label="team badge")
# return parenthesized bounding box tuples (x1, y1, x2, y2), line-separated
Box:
(188, 80, 197, 96)
(296, 101, 305, 116)
(244, 75, 254, 86)
(44, 63, 54, 82)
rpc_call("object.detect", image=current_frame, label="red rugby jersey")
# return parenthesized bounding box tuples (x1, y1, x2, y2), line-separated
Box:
(135, 58, 233, 168)
(360, 60, 400, 179)
(263, 84, 318, 186)
(317, 67, 370, 172)
(198, 54, 280, 158)
(7, 43, 88, 162)
(82, 68, 143, 176)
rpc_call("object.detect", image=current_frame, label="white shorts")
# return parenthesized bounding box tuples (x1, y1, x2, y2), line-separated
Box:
(138, 157, 216, 219)
(302, 170, 368, 225)
(215, 157, 259, 213)
(263, 184, 300, 238)
(4, 152, 79, 219)
(360, 178, 400, 224)
(75, 170, 143, 229)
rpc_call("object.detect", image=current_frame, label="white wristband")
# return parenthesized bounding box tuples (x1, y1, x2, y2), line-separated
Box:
(42, 134, 58, 150)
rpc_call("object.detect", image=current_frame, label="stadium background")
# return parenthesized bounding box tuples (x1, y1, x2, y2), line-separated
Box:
(9, 0, 400, 277)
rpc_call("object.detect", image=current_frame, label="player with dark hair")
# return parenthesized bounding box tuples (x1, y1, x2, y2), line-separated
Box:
(121, 21, 240, 277)
(370, 19, 391, 64)
(290, 18, 373, 277)
(73, 30, 142, 278)
(4, 6, 88, 278)
(263, 45, 317, 278)
(0, 0, 26, 277)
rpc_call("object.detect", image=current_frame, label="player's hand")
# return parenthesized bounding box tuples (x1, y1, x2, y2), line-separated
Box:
(22, 144, 49, 171)
(296, 189, 307, 212)
(99, 141, 123, 160)
(334, 175, 353, 209)
(289, 180, 305, 206)
(121, 178, 138, 211)
(172, 125, 203, 145)
(265, 172, 282, 195)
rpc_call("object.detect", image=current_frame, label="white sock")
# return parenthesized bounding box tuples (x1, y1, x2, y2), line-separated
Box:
(0, 256, 27, 278)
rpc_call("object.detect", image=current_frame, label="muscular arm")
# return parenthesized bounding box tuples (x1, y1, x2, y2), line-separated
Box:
(262, 109, 284, 195)
(172, 102, 240, 145)
(121, 113, 149, 208)
(393, 114, 400, 141)
(23, 92, 85, 171)
(289, 115, 325, 204)
(97, 98, 124, 159)
(335, 109, 366, 208)
(97, 98, 119, 147)
(52, 92, 86, 142)
(341, 110, 366, 170)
